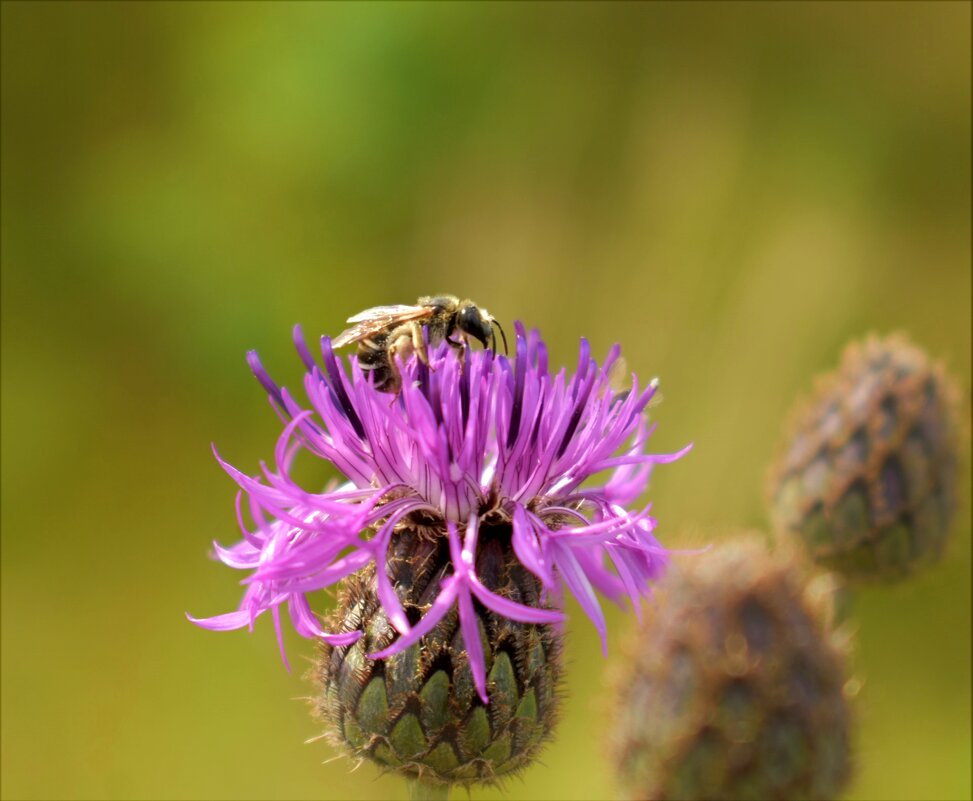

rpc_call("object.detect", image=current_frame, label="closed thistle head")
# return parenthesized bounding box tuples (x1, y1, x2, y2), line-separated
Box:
(314, 525, 562, 786)
(610, 537, 854, 801)
(189, 322, 690, 789)
(767, 333, 963, 581)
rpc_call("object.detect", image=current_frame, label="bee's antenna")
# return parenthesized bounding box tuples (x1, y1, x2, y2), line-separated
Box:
(491, 319, 508, 354)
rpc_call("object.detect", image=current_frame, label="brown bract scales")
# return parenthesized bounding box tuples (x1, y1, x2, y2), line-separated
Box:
(609, 537, 854, 801)
(311, 525, 563, 787)
(767, 333, 963, 581)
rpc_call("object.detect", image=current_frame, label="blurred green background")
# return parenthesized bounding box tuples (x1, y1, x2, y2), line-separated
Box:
(1, 2, 969, 799)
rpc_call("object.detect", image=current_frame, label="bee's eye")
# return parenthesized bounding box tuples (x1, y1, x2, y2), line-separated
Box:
(459, 306, 490, 347)
(459, 305, 479, 329)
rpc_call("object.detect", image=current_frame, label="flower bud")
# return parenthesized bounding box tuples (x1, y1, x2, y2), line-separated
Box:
(610, 538, 853, 801)
(313, 525, 562, 787)
(768, 333, 962, 581)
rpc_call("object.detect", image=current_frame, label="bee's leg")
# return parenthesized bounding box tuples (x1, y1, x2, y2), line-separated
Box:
(444, 334, 467, 374)
(388, 380, 402, 407)
(446, 334, 468, 370)
(454, 336, 467, 371)
(410, 321, 433, 369)
(386, 331, 414, 398)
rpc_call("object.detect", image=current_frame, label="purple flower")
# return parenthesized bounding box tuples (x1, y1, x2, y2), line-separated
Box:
(189, 323, 690, 702)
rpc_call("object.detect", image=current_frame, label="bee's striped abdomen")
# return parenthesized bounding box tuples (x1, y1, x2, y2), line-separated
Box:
(356, 335, 398, 393)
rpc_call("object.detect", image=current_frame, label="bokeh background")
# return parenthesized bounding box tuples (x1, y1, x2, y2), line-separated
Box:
(2, 2, 969, 800)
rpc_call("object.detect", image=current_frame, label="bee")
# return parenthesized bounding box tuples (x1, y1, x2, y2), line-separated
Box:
(332, 295, 508, 393)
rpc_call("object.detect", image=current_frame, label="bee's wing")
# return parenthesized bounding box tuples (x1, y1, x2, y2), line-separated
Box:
(332, 304, 434, 348)
(345, 304, 427, 324)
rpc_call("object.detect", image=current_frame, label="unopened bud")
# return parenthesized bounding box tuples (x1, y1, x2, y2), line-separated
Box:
(768, 333, 962, 581)
(610, 538, 853, 801)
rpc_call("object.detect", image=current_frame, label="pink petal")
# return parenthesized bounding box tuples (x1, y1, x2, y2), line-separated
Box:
(458, 589, 489, 705)
(468, 580, 564, 625)
(368, 577, 459, 659)
(553, 543, 608, 655)
(511, 504, 554, 588)
(186, 609, 253, 632)
(271, 604, 291, 672)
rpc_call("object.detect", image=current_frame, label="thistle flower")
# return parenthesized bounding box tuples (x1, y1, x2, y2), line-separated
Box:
(609, 538, 854, 801)
(768, 333, 962, 581)
(190, 322, 689, 786)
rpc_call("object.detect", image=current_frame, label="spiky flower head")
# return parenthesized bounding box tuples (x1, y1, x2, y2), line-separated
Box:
(610, 537, 854, 801)
(190, 322, 689, 785)
(768, 333, 962, 581)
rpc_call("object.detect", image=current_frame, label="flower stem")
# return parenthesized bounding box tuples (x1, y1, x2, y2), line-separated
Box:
(407, 779, 450, 801)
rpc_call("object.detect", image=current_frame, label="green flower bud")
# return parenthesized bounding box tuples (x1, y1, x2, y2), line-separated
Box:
(312, 525, 562, 789)
(768, 333, 963, 581)
(610, 538, 853, 801)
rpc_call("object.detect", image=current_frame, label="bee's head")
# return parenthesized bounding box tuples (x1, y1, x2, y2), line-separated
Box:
(457, 303, 507, 353)
(457, 304, 491, 348)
